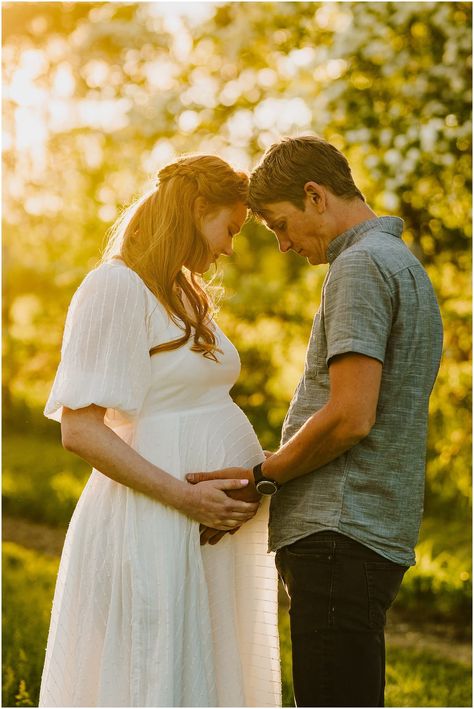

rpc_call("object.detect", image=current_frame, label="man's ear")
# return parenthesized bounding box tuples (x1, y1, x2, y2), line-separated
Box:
(304, 181, 326, 213)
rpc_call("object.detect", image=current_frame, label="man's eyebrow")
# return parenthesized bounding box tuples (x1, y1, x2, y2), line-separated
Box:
(266, 216, 283, 230)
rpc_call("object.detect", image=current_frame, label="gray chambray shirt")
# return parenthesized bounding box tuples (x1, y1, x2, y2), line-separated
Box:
(269, 216, 443, 566)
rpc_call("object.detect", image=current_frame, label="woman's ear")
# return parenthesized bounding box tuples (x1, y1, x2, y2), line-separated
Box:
(193, 196, 208, 222)
(303, 181, 326, 212)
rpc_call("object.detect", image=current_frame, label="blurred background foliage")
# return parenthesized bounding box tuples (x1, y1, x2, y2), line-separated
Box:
(2, 2, 472, 706)
(3, 0, 471, 514)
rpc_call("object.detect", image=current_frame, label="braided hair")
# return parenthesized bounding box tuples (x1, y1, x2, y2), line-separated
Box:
(103, 154, 248, 361)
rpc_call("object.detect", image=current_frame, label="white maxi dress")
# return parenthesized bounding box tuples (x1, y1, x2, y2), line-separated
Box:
(39, 260, 281, 707)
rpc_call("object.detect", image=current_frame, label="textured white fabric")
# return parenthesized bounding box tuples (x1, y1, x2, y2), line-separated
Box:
(40, 260, 281, 707)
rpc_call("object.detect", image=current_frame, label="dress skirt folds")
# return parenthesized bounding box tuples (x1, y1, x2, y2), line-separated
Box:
(39, 261, 281, 707)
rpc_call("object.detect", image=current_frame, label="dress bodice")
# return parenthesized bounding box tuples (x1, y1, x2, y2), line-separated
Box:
(143, 325, 241, 417)
(44, 260, 242, 427)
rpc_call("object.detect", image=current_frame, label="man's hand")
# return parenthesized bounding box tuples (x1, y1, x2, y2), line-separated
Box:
(180, 477, 259, 530)
(199, 524, 240, 546)
(186, 467, 260, 503)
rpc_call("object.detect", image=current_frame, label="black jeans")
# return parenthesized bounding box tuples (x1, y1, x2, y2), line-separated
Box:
(275, 531, 407, 707)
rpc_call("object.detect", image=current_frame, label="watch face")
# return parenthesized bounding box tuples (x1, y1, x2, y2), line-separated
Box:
(256, 479, 278, 495)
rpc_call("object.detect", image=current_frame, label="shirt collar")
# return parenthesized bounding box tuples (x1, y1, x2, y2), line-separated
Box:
(327, 216, 404, 264)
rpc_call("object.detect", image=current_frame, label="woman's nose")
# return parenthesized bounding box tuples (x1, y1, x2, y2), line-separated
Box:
(277, 236, 292, 253)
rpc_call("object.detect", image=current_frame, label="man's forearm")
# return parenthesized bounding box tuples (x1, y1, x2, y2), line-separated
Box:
(261, 401, 370, 484)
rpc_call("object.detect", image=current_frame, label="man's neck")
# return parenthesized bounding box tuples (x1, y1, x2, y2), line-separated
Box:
(332, 200, 377, 238)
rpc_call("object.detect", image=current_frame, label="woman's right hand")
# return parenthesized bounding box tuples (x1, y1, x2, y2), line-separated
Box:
(179, 478, 259, 530)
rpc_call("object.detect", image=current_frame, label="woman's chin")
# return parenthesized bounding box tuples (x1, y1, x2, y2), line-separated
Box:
(201, 257, 217, 273)
(184, 256, 215, 274)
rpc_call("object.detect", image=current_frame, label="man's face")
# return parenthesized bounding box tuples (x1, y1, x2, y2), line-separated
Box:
(260, 196, 331, 265)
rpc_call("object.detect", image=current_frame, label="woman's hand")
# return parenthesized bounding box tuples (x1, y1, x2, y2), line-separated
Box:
(180, 477, 259, 530)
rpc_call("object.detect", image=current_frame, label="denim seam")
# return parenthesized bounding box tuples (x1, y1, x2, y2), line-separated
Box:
(364, 562, 375, 629)
(327, 540, 336, 626)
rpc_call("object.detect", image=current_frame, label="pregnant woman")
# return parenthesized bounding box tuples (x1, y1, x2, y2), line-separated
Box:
(39, 155, 281, 707)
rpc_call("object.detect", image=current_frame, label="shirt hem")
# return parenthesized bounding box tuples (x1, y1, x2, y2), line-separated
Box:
(326, 339, 385, 366)
(269, 523, 415, 567)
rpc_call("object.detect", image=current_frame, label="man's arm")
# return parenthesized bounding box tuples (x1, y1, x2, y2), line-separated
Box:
(261, 352, 382, 483)
(187, 352, 382, 488)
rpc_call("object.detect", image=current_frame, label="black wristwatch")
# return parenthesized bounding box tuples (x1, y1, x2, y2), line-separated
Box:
(252, 462, 281, 496)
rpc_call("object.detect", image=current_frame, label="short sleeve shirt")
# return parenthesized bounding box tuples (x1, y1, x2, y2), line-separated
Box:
(269, 217, 443, 566)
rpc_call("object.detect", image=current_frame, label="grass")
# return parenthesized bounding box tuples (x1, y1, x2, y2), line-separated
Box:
(278, 609, 294, 707)
(393, 515, 471, 624)
(3, 432, 89, 527)
(2, 543, 59, 707)
(3, 541, 470, 708)
(385, 646, 471, 707)
(2, 431, 472, 706)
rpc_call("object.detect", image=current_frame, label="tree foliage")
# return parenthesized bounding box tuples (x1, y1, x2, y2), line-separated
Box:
(3, 1, 471, 512)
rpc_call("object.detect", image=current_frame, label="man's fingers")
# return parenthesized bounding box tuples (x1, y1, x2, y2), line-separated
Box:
(186, 470, 241, 484)
(187, 472, 208, 484)
(200, 525, 241, 546)
(218, 478, 250, 491)
(208, 531, 228, 545)
(200, 526, 220, 545)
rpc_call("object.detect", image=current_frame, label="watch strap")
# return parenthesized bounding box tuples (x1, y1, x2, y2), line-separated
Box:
(252, 462, 280, 489)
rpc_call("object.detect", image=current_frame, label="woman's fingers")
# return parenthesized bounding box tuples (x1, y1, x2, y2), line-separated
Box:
(187, 479, 258, 529)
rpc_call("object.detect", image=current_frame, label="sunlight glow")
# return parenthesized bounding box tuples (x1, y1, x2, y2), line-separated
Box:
(142, 140, 177, 174)
(178, 109, 200, 133)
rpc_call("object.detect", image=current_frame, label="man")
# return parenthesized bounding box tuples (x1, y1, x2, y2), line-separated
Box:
(188, 135, 443, 707)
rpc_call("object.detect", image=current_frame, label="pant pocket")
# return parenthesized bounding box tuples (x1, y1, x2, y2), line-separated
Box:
(364, 561, 407, 629)
(278, 543, 336, 631)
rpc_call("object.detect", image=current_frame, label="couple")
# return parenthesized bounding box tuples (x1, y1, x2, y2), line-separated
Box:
(39, 136, 443, 708)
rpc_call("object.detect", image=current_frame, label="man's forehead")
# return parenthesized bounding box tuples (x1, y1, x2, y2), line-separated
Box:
(260, 202, 291, 222)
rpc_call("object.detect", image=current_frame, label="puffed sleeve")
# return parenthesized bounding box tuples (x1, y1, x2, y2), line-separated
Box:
(44, 263, 152, 422)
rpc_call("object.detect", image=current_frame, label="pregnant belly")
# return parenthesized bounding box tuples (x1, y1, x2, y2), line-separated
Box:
(133, 401, 264, 480)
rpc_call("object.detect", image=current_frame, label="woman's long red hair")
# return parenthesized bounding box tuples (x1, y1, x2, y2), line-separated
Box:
(103, 155, 248, 361)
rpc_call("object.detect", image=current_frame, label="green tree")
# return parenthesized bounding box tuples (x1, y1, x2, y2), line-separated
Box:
(3, 1, 471, 511)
